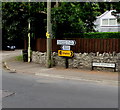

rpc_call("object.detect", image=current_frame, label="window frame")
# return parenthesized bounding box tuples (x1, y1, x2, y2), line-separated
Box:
(101, 18, 117, 26)
(109, 18, 117, 26)
(101, 19, 109, 26)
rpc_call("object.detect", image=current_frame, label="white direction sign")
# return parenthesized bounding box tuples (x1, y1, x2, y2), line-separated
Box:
(57, 40, 76, 46)
(61, 45, 70, 50)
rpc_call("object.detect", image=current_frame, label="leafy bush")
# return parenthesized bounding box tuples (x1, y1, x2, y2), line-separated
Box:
(62, 32, 120, 38)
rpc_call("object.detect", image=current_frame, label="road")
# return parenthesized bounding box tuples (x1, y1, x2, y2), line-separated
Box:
(2, 70, 118, 108)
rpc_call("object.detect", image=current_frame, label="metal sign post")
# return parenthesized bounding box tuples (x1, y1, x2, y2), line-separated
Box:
(57, 40, 76, 69)
(28, 0, 31, 63)
(65, 57, 68, 68)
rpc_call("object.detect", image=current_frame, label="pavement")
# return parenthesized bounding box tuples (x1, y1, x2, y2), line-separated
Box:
(1, 50, 119, 86)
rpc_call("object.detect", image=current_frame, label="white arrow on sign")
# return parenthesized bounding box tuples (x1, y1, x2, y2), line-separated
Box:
(57, 40, 76, 46)
(61, 45, 70, 50)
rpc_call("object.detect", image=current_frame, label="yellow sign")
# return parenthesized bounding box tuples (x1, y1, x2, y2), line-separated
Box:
(46, 32, 50, 38)
(58, 50, 74, 57)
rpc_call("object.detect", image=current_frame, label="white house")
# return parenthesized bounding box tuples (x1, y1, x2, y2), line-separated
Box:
(94, 10, 120, 32)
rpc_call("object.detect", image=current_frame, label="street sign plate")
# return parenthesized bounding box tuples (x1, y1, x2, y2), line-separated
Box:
(58, 50, 73, 57)
(57, 40, 76, 46)
(92, 62, 115, 68)
(61, 45, 70, 50)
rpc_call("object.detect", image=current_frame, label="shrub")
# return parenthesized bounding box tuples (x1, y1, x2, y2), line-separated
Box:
(62, 32, 120, 38)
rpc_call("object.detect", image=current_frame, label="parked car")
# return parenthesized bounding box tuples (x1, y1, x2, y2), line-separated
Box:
(7, 46, 16, 50)
(3, 45, 16, 51)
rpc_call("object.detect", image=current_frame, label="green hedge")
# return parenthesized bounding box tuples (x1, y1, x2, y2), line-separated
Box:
(62, 32, 120, 38)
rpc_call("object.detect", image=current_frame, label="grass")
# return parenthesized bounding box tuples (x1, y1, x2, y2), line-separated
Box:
(15, 55, 23, 61)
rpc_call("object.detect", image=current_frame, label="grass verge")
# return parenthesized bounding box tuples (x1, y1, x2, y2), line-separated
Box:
(15, 55, 23, 61)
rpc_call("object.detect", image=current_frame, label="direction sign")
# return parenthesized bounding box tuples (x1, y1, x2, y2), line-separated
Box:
(57, 40, 76, 46)
(58, 50, 73, 57)
(61, 45, 70, 50)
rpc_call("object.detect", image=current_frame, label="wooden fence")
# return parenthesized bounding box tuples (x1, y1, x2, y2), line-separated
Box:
(24, 38, 120, 53)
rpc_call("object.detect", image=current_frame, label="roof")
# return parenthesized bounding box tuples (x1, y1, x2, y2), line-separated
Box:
(97, 10, 116, 19)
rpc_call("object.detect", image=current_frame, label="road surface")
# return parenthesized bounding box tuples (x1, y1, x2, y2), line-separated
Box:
(2, 70, 118, 108)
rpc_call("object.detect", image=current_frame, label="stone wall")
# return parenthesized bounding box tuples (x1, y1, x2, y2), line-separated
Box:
(32, 51, 120, 72)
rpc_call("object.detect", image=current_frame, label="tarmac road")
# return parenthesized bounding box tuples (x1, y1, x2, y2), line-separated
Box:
(2, 70, 118, 108)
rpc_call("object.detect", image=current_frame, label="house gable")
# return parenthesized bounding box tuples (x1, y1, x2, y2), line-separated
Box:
(98, 10, 116, 19)
(94, 10, 120, 32)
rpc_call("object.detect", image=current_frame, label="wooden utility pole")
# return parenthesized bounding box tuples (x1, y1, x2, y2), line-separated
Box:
(46, 1, 52, 68)
(28, 0, 31, 62)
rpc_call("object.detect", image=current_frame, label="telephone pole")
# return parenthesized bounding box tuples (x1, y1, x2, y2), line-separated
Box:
(46, 0, 52, 68)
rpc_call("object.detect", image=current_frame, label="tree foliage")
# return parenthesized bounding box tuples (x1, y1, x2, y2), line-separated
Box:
(52, 2, 101, 38)
(111, 2, 120, 22)
(2, 2, 120, 47)
(2, 2, 46, 47)
(51, 2, 120, 38)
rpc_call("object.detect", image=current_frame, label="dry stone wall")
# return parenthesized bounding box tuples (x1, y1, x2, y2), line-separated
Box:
(32, 51, 120, 72)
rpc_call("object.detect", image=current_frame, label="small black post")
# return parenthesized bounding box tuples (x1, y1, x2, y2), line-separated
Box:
(91, 61, 94, 71)
(65, 57, 68, 69)
(114, 64, 116, 72)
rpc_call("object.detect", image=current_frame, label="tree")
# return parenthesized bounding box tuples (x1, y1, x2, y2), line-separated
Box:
(111, 2, 120, 23)
(2, 2, 46, 48)
(51, 2, 101, 38)
(2, 2, 120, 43)
(95, 2, 120, 22)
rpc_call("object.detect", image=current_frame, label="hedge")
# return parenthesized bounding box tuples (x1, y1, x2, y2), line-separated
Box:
(62, 32, 120, 38)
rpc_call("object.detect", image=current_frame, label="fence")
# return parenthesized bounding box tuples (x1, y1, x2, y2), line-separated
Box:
(24, 38, 120, 53)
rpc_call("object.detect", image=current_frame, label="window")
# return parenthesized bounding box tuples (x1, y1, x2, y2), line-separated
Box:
(109, 19, 116, 25)
(102, 18, 117, 26)
(102, 19, 108, 26)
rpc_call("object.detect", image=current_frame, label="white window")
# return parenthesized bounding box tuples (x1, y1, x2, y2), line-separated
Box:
(109, 19, 116, 25)
(102, 19, 108, 26)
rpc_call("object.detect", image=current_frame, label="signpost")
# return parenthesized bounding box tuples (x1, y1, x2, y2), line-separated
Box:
(58, 50, 73, 57)
(57, 40, 76, 68)
(57, 40, 76, 46)
(61, 45, 70, 50)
